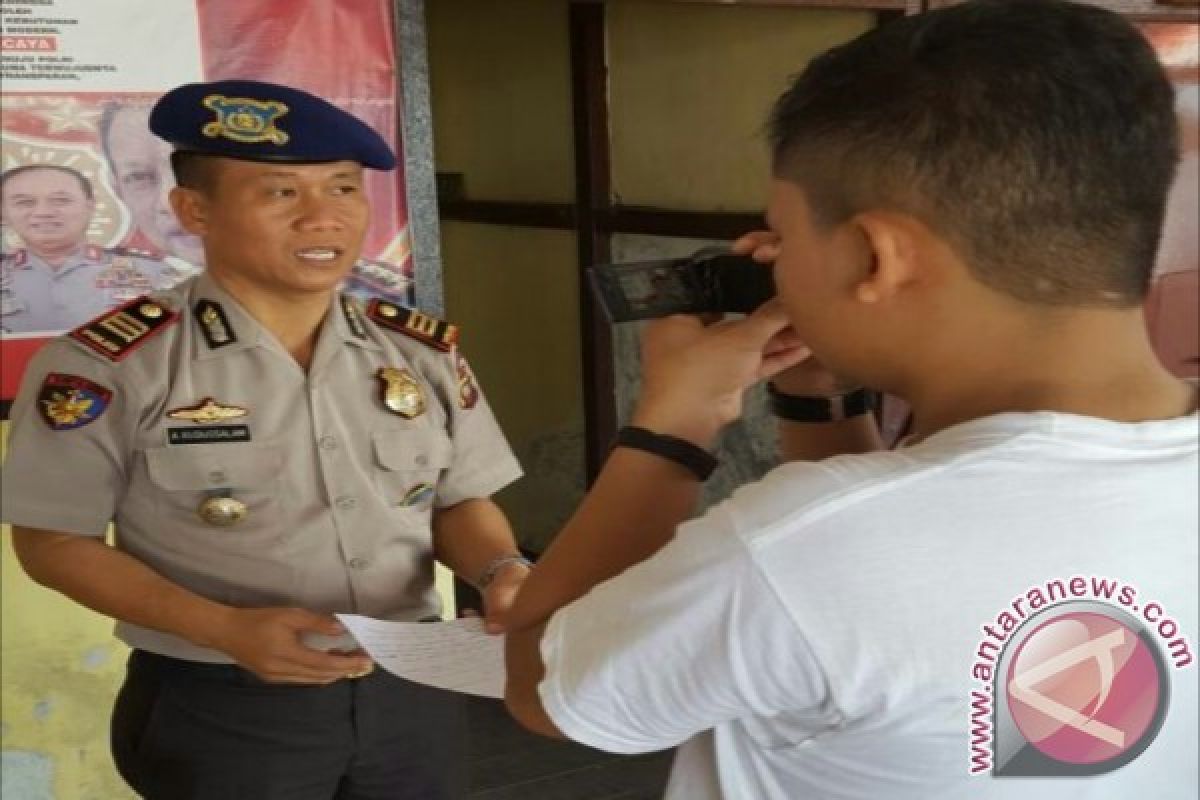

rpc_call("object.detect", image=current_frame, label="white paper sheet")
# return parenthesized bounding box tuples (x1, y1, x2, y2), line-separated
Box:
(335, 614, 505, 699)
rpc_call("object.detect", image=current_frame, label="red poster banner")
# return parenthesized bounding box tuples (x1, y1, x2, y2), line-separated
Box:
(1, 0, 411, 405)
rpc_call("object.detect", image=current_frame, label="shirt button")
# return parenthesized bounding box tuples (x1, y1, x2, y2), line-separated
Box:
(319, 435, 338, 451)
(414, 454, 429, 467)
(347, 557, 369, 570)
(208, 470, 227, 484)
(335, 495, 358, 511)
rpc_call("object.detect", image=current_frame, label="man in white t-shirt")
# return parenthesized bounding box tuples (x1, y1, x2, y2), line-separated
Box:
(501, 1, 1199, 798)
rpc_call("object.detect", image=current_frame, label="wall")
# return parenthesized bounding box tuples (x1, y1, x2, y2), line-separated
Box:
(427, 0, 585, 552)
(606, 3, 875, 506)
(608, 3, 874, 210)
(425, 0, 874, 548)
(1, 422, 134, 799)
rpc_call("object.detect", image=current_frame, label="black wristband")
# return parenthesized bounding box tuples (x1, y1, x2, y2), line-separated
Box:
(767, 385, 877, 423)
(614, 426, 718, 481)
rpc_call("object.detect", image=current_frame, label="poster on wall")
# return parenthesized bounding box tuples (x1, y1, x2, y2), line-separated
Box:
(1, 0, 413, 408)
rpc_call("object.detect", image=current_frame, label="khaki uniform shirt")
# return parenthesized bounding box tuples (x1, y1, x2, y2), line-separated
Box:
(1, 272, 523, 662)
(0, 246, 174, 334)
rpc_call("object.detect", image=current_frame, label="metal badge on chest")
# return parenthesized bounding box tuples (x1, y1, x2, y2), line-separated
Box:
(376, 367, 426, 419)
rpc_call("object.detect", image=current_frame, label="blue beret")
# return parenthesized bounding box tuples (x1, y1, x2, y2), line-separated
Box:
(148, 79, 396, 170)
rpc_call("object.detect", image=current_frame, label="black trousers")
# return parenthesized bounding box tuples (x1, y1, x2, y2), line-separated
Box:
(111, 650, 467, 800)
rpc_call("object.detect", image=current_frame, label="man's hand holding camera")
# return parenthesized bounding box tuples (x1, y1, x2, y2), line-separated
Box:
(633, 303, 808, 448)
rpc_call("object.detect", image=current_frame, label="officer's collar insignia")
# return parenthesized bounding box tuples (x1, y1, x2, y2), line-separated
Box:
(455, 349, 479, 410)
(194, 299, 237, 349)
(376, 367, 426, 419)
(37, 373, 112, 430)
(202, 94, 290, 145)
(340, 294, 367, 340)
(70, 296, 178, 362)
(366, 299, 458, 352)
(167, 397, 248, 425)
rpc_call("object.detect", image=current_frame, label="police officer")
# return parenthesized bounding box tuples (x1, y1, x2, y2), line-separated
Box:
(2, 80, 530, 799)
(1, 164, 173, 333)
(98, 101, 412, 305)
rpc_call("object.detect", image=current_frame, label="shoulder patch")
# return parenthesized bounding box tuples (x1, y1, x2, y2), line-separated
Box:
(367, 299, 458, 352)
(69, 296, 179, 361)
(38, 373, 112, 430)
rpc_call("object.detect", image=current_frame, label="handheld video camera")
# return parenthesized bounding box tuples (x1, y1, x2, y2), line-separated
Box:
(588, 246, 776, 323)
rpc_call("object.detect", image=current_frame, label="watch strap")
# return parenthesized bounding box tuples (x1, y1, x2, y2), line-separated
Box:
(767, 385, 877, 422)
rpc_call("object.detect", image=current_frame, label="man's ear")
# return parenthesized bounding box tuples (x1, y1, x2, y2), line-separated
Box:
(847, 211, 929, 305)
(169, 186, 208, 235)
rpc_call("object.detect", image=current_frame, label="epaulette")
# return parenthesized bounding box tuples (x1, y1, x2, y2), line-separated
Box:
(2, 249, 29, 269)
(70, 295, 179, 361)
(366, 299, 458, 352)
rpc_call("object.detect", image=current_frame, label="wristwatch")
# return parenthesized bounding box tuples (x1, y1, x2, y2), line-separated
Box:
(767, 384, 877, 423)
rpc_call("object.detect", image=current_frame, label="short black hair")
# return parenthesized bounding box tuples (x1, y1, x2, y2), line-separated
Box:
(0, 164, 94, 201)
(768, 0, 1179, 307)
(169, 150, 221, 193)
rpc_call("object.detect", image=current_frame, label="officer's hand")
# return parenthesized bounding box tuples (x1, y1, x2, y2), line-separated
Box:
(481, 561, 531, 635)
(633, 300, 808, 447)
(213, 607, 374, 684)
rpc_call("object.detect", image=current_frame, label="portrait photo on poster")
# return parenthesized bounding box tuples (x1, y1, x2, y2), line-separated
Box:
(1, 0, 417, 415)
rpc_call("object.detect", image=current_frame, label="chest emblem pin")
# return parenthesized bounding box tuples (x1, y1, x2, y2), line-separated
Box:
(198, 493, 248, 527)
(167, 398, 248, 424)
(377, 367, 426, 419)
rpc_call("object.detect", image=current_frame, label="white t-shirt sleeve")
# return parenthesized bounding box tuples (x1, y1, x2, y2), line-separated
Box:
(537, 503, 831, 754)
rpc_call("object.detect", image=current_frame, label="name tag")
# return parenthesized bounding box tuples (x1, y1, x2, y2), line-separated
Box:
(167, 425, 251, 445)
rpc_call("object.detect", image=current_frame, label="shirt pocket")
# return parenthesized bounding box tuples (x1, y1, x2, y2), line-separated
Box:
(143, 442, 283, 540)
(372, 428, 453, 516)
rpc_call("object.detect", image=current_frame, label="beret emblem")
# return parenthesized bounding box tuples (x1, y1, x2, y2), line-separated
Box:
(201, 94, 290, 145)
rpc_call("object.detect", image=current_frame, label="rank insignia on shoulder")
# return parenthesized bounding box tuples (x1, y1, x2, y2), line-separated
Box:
(194, 299, 237, 348)
(38, 373, 112, 430)
(455, 349, 479, 410)
(367, 299, 458, 352)
(70, 296, 178, 361)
